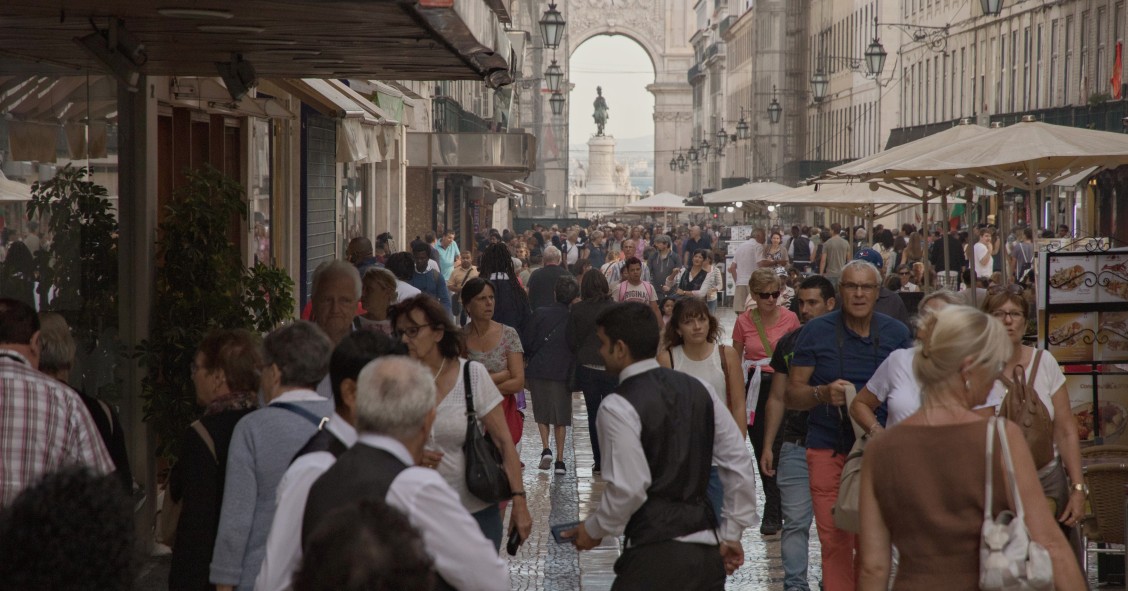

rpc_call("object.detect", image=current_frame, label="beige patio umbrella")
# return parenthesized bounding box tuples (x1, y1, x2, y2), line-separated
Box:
(624, 191, 706, 213)
(0, 170, 32, 202)
(702, 181, 792, 204)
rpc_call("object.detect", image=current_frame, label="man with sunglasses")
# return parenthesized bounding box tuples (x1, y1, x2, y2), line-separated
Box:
(783, 260, 912, 591)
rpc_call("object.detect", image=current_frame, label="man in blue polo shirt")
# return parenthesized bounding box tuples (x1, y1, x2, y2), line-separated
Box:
(784, 259, 911, 591)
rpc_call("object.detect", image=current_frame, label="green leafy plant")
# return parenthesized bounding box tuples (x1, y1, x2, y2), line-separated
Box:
(26, 166, 119, 393)
(140, 164, 294, 459)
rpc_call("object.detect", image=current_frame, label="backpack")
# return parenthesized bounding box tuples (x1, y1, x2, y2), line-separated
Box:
(996, 349, 1053, 469)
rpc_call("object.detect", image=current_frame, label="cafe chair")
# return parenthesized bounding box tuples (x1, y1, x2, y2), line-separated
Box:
(1079, 462, 1128, 576)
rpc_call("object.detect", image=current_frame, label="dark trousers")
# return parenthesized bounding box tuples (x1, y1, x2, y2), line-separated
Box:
(612, 540, 725, 591)
(749, 379, 781, 526)
(574, 365, 617, 467)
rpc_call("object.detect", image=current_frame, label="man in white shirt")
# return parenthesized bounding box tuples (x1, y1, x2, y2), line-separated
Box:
(564, 302, 758, 589)
(729, 231, 764, 313)
(255, 331, 401, 591)
(972, 227, 995, 281)
(302, 356, 510, 591)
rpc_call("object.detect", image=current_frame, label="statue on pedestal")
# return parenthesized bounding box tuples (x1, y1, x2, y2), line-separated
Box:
(593, 86, 609, 136)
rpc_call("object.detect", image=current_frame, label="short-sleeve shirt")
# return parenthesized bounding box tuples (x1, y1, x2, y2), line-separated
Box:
(431, 359, 504, 513)
(466, 325, 523, 374)
(822, 236, 851, 275)
(977, 349, 1066, 420)
(732, 240, 763, 286)
(732, 308, 801, 372)
(865, 347, 921, 428)
(791, 310, 913, 452)
(769, 328, 809, 443)
(616, 280, 657, 304)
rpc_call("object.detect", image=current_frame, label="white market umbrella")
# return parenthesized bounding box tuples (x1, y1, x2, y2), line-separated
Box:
(0, 170, 32, 202)
(624, 191, 706, 213)
(866, 117, 1128, 192)
(766, 182, 922, 238)
(702, 181, 792, 204)
(825, 119, 994, 184)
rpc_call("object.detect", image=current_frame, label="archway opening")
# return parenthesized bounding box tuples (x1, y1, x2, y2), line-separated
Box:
(568, 34, 655, 216)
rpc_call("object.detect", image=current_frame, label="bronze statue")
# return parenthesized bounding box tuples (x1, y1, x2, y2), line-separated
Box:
(593, 86, 609, 136)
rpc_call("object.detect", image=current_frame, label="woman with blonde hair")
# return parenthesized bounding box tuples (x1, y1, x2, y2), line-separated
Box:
(354, 268, 397, 335)
(732, 267, 800, 534)
(849, 290, 964, 432)
(858, 306, 1084, 590)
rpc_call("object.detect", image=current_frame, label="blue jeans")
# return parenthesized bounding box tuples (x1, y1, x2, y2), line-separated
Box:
(472, 503, 503, 551)
(707, 298, 717, 314)
(574, 365, 618, 467)
(778, 442, 813, 591)
(706, 466, 723, 524)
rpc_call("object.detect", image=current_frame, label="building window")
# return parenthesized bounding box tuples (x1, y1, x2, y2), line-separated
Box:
(1023, 27, 1031, 112)
(960, 47, 967, 117)
(1035, 25, 1042, 110)
(1080, 13, 1088, 103)
(1065, 16, 1073, 104)
(1097, 7, 1106, 98)
(1010, 31, 1017, 113)
(1050, 20, 1058, 107)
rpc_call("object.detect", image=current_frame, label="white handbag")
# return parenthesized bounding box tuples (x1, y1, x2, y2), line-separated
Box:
(979, 417, 1054, 591)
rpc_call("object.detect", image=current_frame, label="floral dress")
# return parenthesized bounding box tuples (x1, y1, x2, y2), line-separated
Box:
(466, 324, 525, 443)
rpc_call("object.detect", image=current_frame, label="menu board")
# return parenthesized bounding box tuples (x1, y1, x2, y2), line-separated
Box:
(1046, 254, 1097, 304)
(1098, 311, 1128, 362)
(1067, 374, 1097, 442)
(1094, 375, 1128, 444)
(1098, 252, 1128, 303)
(729, 226, 753, 241)
(1047, 311, 1097, 362)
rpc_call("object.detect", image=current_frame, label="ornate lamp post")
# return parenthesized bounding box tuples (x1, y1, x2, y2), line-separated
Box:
(810, 70, 828, 102)
(549, 91, 565, 115)
(539, 3, 565, 50)
(767, 86, 782, 124)
(736, 114, 750, 140)
(980, 0, 1003, 16)
(544, 59, 563, 92)
(864, 18, 887, 78)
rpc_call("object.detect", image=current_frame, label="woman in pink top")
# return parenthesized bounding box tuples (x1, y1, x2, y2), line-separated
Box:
(732, 267, 800, 535)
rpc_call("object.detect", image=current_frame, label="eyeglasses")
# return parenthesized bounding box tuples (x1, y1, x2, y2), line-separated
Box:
(991, 310, 1025, 321)
(987, 283, 1025, 295)
(840, 283, 878, 293)
(396, 324, 435, 339)
(757, 291, 781, 300)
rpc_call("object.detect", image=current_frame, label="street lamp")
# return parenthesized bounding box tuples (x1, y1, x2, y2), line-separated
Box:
(549, 90, 565, 115)
(736, 114, 750, 140)
(715, 127, 728, 152)
(544, 59, 563, 92)
(540, 3, 565, 50)
(864, 17, 887, 78)
(767, 86, 782, 124)
(699, 138, 711, 159)
(980, 0, 1003, 16)
(687, 145, 699, 163)
(669, 157, 678, 172)
(677, 153, 688, 172)
(810, 70, 829, 102)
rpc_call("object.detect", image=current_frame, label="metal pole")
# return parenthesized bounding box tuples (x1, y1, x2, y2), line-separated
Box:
(968, 191, 978, 307)
(941, 192, 951, 290)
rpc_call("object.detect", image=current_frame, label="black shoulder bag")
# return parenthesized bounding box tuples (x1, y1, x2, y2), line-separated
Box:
(462, 361, 513, 503)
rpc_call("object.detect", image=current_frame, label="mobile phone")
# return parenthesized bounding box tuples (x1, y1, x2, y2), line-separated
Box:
(551, 521, 581, 544)
(506, 525, 521, 556)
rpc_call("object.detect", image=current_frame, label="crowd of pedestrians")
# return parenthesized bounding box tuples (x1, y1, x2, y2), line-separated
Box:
(0, 216, 1092, 590)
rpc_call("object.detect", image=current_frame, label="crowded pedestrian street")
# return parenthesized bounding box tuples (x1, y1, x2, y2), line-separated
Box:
(6, 1, 1128, 590)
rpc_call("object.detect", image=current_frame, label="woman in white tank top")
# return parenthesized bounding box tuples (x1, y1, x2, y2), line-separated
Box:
(657, 298, 746, 435)
(657, 297, 746, 522)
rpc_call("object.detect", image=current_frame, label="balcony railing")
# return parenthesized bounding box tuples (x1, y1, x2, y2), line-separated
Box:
(432, 96, 493, 134)
(688, 63, 705, 84)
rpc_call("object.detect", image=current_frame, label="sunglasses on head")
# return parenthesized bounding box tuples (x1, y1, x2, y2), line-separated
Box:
(757, 291, 781, 299)
(987, 283, 1025, 295)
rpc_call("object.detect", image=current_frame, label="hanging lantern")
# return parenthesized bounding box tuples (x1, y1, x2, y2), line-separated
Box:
(545, 59, 564, 92)
(539, 3, 566, 50)
(810, 70, 829, 102)
(736, 115, 750, 140)
(715, 127, 728, 151)
(979, 0, 1003, 16)
(549, 90, 565, 115)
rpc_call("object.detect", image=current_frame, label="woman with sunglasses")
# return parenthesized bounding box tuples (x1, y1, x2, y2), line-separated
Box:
(732, 267, 800, 535)
(390, 295, 532, 551)
(978, 286, 1085, 531)
(893, 264, 919, 292)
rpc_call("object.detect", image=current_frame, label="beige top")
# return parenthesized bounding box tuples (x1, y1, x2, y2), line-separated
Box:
(868, 421, 1011, 590)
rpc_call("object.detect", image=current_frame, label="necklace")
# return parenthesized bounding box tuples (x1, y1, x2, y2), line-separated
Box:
(433, 357, 447, 383)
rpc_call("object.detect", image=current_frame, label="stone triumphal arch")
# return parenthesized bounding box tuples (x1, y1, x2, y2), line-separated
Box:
(524, 0, 696, 209)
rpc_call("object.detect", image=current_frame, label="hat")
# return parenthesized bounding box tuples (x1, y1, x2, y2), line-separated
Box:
(854, 247, 884, 270)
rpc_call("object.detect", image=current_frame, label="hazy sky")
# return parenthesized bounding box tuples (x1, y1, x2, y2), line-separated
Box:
(568, 35, 655, 149)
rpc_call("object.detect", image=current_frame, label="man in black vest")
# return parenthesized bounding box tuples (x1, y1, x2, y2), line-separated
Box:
(564, 302, 758, 590)
(256, 331, 404, 591)
(303, 356, 508, 591)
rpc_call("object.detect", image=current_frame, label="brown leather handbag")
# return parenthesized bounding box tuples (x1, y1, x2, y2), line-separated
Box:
(997, 349, 1054, 469)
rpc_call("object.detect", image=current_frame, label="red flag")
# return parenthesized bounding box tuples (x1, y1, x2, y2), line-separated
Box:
(1112, 41, 1123, 99)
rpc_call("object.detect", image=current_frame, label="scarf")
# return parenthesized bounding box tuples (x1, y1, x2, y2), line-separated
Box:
(204, 390, 258, 416)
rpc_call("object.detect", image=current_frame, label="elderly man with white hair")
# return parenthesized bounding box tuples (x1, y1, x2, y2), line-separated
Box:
(302, 356, 509, 591)
(783, 259, 912, 591)
(526, 245, 572, 310)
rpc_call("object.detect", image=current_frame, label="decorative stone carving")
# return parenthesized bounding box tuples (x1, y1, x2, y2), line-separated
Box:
(568, 0, 664, 51)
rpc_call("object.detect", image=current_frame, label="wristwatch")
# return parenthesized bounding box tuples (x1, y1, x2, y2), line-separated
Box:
(1071, 482, 1089, 495)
